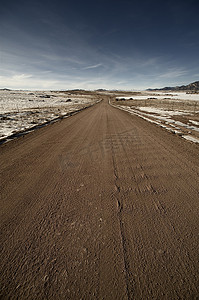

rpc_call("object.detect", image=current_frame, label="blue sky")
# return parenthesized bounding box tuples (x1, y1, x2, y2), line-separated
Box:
(0, 0, 199, 90)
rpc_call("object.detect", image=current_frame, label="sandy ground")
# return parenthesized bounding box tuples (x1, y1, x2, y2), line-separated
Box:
(0, 97, 199, 299)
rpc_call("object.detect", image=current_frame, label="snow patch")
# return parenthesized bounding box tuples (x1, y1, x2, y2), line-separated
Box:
(137, 107, 189, 116)
(182, 135, 199, 143)
(189, 120, 199, 126)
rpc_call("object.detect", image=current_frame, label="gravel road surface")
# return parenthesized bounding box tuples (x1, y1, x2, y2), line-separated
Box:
(1, 98, 199, 299)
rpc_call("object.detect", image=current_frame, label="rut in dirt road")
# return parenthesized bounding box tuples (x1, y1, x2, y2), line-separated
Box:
(0, 98, 199, 299)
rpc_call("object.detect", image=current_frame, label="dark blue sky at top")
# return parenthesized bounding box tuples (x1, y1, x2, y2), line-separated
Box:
(0, 0, 199, 89)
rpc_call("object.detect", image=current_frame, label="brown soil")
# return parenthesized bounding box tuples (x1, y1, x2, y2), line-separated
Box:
(0, 98, 199, 299)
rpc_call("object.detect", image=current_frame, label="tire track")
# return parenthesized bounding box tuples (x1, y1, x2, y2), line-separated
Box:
(107, 104, 199, 298)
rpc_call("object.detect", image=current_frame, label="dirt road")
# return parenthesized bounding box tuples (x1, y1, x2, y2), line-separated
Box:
(1, 98, 199, 299)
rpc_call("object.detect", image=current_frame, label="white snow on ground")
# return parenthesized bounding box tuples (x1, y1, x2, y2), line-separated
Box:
(117, 92, 199, 102)
(112, 90, 199, 143)
(151, 91, 199, 102)
(112, 103, 199, 143)
(0, 90, 99, 142)
(117, 95, 156, 100)
(182, 135, 199, 143)
(0, 90, 94, 113)
(189, 120, 199, 126)
(130, 107, 199, 132)
(137, 107, 190, 115)
(135, 107, 199, 132)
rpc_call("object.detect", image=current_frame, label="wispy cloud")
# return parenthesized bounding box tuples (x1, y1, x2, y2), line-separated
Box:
(12, 74, 32, 80)
(158, 68, 188, 79)
(83, 63, 102, 70)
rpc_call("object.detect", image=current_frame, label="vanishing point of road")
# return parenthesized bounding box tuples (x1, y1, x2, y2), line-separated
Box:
(1, 98, 199, 299)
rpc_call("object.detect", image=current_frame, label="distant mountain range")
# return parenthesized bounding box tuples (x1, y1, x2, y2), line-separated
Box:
(147, 81, 199, 92)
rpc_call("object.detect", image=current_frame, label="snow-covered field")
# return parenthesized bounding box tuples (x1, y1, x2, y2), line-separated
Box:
(0, 90, 100, 142)
(116, 91, 199, 102)
(113, 91, 199, 143)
